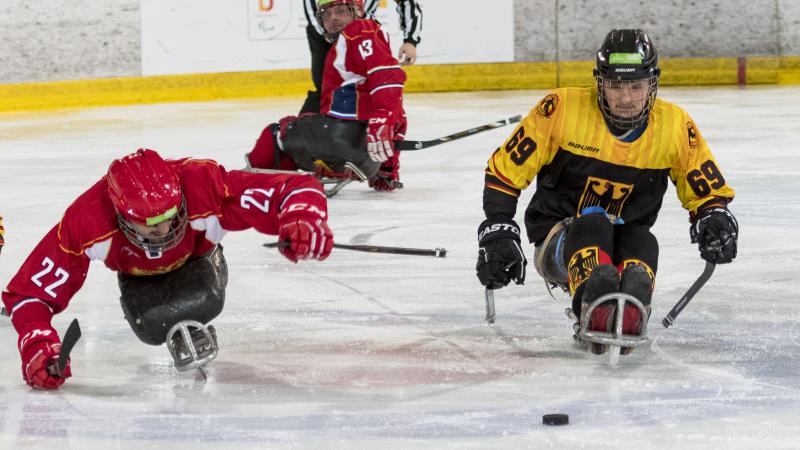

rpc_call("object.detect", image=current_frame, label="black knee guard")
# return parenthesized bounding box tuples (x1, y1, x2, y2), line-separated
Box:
(564, 214, 615, 297)
(281, 114, 379, 178)
(118, 245, 228, 346)
(613, 224, 659, 273)
(614, 224, 658, 306)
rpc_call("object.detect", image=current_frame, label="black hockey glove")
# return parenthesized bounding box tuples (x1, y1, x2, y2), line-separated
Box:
(476, 219, 527, 289)
(690, 206, 738, 264)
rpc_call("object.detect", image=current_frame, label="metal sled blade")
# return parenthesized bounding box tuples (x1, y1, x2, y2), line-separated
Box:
(578, 292, 650, 350)
(320, 162, 369, 197)
(167, 320, 218, 373)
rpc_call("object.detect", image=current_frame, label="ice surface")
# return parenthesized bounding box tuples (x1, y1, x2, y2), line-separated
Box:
(1, 87, 799, 449)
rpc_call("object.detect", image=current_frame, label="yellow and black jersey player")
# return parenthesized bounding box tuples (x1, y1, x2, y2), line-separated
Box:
(476, 29, 739, 356)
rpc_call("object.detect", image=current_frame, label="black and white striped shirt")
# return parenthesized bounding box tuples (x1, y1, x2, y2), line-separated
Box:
(303, 0, 422, 45)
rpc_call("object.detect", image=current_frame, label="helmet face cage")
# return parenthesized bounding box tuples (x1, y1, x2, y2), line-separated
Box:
(594, 29, 660, 132)
(596, 74, 659, 131)
(117, 197, 188, 255)
(316, 0, 362, 41)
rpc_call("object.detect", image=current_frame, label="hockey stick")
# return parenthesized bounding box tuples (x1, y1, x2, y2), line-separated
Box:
(264, 241, 447, 258)
(662, 262, 716, 328)
(48, 318, 81, 377)
(397, 114, 523, 151)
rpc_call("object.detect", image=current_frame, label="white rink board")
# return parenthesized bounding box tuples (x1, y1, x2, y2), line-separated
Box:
(141, 0, 515, 76)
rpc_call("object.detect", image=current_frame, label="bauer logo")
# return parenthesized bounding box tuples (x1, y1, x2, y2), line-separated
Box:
(687, 122, 698, 149)
(536, 94, 558, 119)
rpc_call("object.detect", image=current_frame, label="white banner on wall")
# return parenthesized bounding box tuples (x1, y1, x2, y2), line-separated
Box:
(141, 0, 514, 76)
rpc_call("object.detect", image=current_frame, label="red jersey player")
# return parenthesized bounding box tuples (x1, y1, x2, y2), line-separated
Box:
(247, 0, 407, 192)
(2, 149, 333, 389)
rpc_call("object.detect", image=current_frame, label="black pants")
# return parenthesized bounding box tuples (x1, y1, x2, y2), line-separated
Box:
(118, 246, 228, 345)
(536, 215, 659, 293)
(299, 24, 333, 115)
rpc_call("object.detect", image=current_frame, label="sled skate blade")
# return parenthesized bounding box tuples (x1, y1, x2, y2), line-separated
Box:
(317, 161, 369, 198)
(607, 345, 620, 366)
(167, 320, 219, 373)
(578, 292, 649, 354)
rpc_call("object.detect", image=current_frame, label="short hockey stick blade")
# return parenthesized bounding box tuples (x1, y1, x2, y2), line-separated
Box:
(52, 319, 81, 377)
(662, 262, 716, 328)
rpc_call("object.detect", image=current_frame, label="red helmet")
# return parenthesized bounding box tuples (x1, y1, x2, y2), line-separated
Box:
(107, 149, 187, 254)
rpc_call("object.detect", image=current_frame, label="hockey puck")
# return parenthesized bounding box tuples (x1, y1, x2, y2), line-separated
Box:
(542, 413, 569, 426)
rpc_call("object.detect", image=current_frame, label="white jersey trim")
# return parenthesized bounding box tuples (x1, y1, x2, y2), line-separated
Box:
(367, 65, 402, 75)
(279, 188, 327, 211)
(85, 238, 112, 262)
(333, 36, 366, 88)
(369, 84, 404, 95)
(10, 298, 54, 320)
(190, 215, 229, 245)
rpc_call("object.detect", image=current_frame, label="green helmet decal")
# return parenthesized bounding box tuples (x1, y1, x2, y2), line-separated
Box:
(609, 53, 644, 65)
(145, 205, 178, 226)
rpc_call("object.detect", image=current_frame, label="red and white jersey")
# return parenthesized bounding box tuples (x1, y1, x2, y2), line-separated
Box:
(2, 158, 327, 326)
(320, 19, 406, 122)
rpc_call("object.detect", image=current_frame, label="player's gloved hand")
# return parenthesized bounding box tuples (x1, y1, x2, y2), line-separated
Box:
(690, 205, 738, 264)
(369, 153, 401, 191)
(367, 110, 397, 163)
(278, 213, 334, 262)
(18, 324, 71, 389)
(476, 219, 527, 289)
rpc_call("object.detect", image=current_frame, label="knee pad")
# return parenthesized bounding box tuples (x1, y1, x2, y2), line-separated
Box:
(247, 123, 297, 170)
(119, 246, 228, 345)
(534, 218, 571, 287)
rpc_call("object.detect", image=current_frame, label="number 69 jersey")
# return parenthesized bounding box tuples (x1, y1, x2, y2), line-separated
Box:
(484, 87, 736, 244)
(2, 158, 327, 318)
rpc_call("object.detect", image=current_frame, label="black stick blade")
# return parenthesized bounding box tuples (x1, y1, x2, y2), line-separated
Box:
(57, 319, 81, 375)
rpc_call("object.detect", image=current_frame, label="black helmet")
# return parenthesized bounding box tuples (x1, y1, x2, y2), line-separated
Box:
(594, 29, 660, 131)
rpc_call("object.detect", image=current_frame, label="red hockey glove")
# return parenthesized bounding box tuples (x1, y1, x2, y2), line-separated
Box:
(18, 324, 71, 389)
(367, 111, 397, 163)
(368, 153, 401, 191)
(278, 214, 334, 262)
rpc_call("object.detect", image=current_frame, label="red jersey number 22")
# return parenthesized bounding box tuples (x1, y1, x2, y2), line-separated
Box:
(31, 257, 70, 298)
